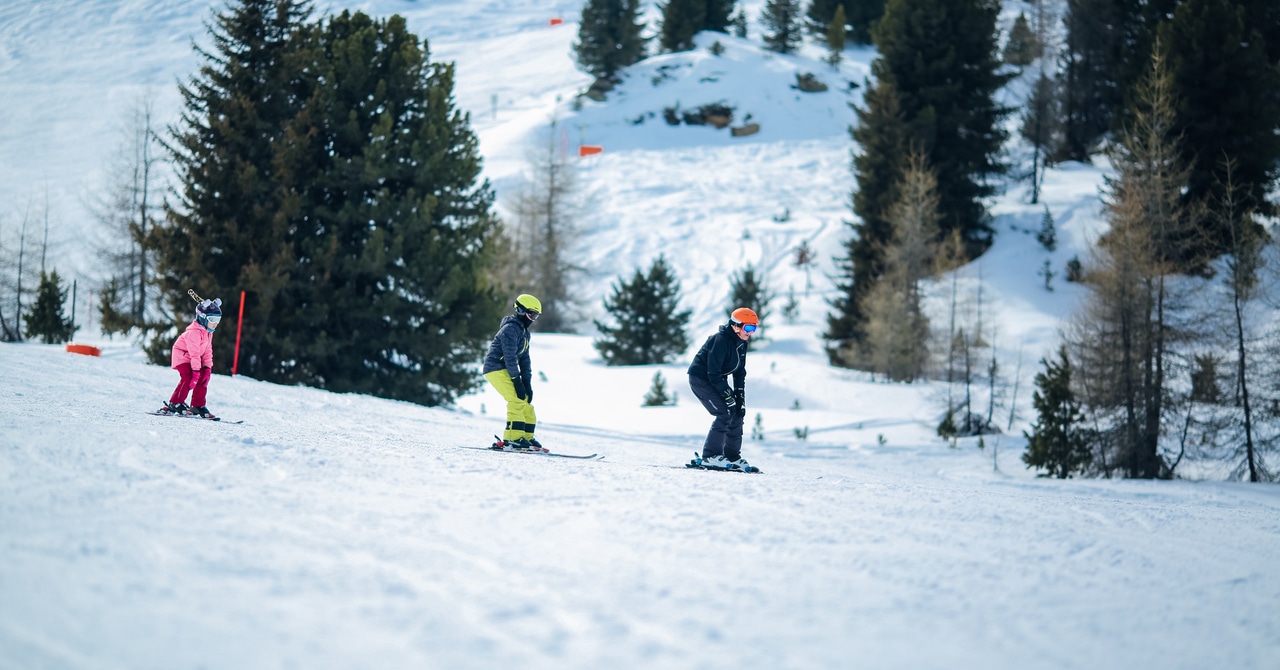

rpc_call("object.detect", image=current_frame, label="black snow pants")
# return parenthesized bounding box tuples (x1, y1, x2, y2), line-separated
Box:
(689, 374, 744, 460)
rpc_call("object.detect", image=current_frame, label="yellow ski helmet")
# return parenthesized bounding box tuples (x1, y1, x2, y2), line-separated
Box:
(515, 294, 542, 317)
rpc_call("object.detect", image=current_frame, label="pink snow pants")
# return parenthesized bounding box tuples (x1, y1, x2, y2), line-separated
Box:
(169, 365, 212, 407)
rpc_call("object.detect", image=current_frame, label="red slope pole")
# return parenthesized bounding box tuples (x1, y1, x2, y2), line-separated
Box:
(232, 290, 245, 376)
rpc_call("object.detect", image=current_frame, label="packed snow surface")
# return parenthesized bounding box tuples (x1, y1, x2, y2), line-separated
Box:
(3, 342, 1280, 669)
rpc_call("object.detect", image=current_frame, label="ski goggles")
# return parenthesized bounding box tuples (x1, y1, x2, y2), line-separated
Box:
(741, 323, 757, 333)
(527, 310, 540, 320)
(205, 315, 222, 328)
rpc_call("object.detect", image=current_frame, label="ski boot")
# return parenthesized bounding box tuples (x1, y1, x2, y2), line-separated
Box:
(160, 402, 189, 416)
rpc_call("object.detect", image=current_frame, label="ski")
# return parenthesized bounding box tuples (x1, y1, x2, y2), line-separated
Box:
(147, 411, 244, 424)
(685, 452, 762, 473)
(459, 446, 599, 460)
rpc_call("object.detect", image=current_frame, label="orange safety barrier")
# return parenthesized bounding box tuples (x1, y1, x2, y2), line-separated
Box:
(578, 145, 603, 157)
(66, 343, 101, 357)
(549, 18, 563, 26)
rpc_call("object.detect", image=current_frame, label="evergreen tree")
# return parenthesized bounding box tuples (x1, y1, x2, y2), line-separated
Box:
(705, 0, 737, 33)
(1055, 0, 1124, 163)
(831, 0, 1009, 361)
(155, 2, 503, 405)
(1036, 206, 1057, 252)
(1022, 347, 1091, 478)
(659, 0, 705, 52)
(1162, 0, 1280, 260)
(825, 5, 847, 61)
(845, 0, 886, 45)
(761, 0, 804, 54)
(728, 264, 773, 325)
(805, 0, 840, 35)
(865, 0, 1010, 256)
(1021, 73, 1061, 203)
(1003, 12, 1038, 66)
(594, 255, 692, 365)
(279, 11, 504, 404)
(810, 1, 884, 45)
(24, 270, 75, 344)
(574, 0, 648, 80)
(643, 371, 676, 406)
(828, 79, 905, 355)
(152, 0, 314, 374)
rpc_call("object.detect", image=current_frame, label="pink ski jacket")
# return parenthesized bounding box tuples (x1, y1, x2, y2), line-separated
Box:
(171, 322, 214, 371)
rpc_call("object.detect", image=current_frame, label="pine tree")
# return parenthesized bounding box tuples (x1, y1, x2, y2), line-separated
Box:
(280, 11, 504, 404)
(643, 371, 675, 406)
(828, 79, 905, 355)
(594, 255, 692, 365)
(805, 0, 840, 34)
(1021, 73, 1061, 204)
(867, 0, 1010, 257)
(574, 0, 648, 80)
(1022, 347, 1091, 478)
(659, 0, 705, 52)
(1162, 0, 1280, 261)
(761, 0, 804, 54)
(728, 264, 773, 325)
(1003, 12, 1038, 66)
(152, 0, 314, 374)
(1036, 206, 1057, 252)
(24, 270, 75, 344)
(845, 0, 886, 45)
(825, 5, 847, 61)
(705, 0, 737, 33)
(1055, 0, 1124, 163)
(155, 2, 503, 405)
(831, 0, 1009, 362)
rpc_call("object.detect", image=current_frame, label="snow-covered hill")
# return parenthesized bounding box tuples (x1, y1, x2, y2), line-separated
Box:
(5, 337, 1280, 669)
(3, 1, 1280, 668)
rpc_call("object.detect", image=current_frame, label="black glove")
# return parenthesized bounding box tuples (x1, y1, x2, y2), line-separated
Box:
(523, 376, 533, 403)
(512, 376, 528, 401)
(734, 389, 745, 416)
(722, 389, 736, 411)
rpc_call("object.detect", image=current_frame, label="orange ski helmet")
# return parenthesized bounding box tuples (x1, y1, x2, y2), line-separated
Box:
(730, 307, 759, 327)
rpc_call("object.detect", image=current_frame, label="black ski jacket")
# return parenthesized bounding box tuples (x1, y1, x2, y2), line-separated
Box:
(687, 323, 747, 399)
(482, 315, 531, 381)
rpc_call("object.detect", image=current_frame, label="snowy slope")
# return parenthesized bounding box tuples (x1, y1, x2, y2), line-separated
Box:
(4, 340, 1280, 669)
(4, 0, 1280, 667)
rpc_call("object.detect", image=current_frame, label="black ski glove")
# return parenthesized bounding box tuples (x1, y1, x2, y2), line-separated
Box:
(512, 376, 528, 401)
(734, 389, 745, 417)
(523, 375, 533, 403)
(722, 389, 736, 411)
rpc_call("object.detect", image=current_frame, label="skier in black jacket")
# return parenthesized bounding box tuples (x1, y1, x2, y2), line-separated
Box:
(483, 294, 543, 450)
(687, 307, 759, 470)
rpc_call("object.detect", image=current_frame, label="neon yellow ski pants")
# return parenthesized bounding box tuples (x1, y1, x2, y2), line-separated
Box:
(484, 370, 537, 441)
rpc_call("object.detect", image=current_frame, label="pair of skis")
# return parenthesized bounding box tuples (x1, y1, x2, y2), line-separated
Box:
(459, 437, 598, 460)
(148, 410, 243, 424)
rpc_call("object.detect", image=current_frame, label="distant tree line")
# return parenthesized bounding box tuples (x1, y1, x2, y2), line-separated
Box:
(574, 0, 890, 78)
(819, 0, 1280, 482)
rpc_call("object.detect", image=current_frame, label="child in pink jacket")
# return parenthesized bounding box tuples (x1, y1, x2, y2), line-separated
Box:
(160, 298, 222, 418)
